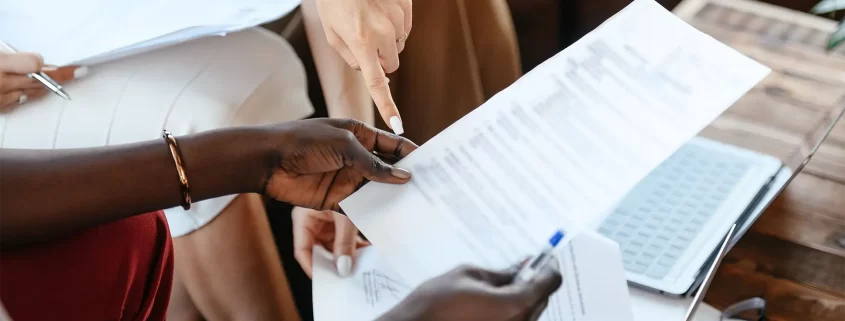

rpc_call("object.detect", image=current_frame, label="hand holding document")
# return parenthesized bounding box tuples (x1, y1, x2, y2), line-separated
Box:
(0, 0, 300, 66)
(339, 0, 769, 290)
(313, 232, 634, 321)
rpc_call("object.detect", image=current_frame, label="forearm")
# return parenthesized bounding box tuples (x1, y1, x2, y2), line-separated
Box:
(0, 127, 270, 247)
(302, 0, 374, 125)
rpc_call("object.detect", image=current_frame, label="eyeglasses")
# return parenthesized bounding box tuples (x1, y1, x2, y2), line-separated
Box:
(719, 297, 766, 321)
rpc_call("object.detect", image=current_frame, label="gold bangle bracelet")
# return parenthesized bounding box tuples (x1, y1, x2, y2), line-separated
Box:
(162, 130, 192, 210)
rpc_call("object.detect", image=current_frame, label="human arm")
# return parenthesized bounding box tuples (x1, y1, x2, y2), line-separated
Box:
(0, 128, 267, 246)
(0, 119, 416, 248)
(302, 0, 375, 126)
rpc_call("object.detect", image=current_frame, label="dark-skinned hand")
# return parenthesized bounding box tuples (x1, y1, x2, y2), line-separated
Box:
(263, 118, 417, 211)
(377, 260, 563, 321)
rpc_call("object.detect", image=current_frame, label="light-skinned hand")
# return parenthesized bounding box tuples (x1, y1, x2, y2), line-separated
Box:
(292, 207, 369, 278)
(314, 0, 412, 134)
(0, 52, 87, 111)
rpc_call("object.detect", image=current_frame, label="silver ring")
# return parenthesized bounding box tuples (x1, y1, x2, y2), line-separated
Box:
(17, 92, 28, 105)
(397, 32, 409, 43)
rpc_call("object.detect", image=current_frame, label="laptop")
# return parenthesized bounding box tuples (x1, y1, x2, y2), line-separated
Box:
(597, 105, 845, 297)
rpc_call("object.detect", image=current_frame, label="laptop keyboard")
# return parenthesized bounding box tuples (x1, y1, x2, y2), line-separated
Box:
(598, 141, 753, 279)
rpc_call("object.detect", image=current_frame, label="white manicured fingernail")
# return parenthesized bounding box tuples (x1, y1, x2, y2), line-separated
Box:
(337, 255, 353, 277)
(389, 116, 404, 135)
(73, 66, 89, 79)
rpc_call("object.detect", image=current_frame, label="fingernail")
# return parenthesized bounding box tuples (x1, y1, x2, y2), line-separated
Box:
(73, 66, 89, 79)
(336, 255, 353, 277)
(389, 116, 404, 135)
(391, 167, 411, 179)
(41, 65, 58, 71)
(384, 76, 390, 84)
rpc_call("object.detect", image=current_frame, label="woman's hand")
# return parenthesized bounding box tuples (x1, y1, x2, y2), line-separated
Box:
(313, 0, 412, 132)
(292, 207, 368, 278)
(262, 118, 416, 211)
(0, 52, 86, 111)
(378, 262, 563, 321)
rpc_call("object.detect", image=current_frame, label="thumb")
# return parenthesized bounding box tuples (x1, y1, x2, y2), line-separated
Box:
(500, 259, 563, 310)
(333, 212, 359, 277)
(42, 65, 88, 83)
(345, 139, 411, 184)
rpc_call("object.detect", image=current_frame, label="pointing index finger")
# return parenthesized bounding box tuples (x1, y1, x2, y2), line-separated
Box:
(357, 54, 402, 133)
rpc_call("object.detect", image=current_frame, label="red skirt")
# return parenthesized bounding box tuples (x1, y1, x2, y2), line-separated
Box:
(0, 211, 174, 321)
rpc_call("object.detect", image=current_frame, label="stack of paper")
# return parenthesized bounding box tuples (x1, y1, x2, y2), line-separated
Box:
(340, 0, 768, 289)
(319, 0, 769, 320)
(0, 0, 300, 66)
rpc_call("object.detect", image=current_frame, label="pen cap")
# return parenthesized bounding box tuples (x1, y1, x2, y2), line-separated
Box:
(548, 230, 564, 247)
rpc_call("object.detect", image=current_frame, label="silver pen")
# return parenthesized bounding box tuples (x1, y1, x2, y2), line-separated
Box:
(0, 41, 71, 100)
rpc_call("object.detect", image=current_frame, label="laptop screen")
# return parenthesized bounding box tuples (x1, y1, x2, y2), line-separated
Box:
(698, 103, 845, 220)
(680, 104, 844, 297)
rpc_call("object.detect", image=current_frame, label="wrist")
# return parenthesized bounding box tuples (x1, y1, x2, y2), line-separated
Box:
(178, 126, 276, 201)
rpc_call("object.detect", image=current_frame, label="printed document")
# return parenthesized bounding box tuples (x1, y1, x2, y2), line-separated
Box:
(0, 0, 300, 66)
(312, 232, 634, 321)
(340, 0, 770, 288)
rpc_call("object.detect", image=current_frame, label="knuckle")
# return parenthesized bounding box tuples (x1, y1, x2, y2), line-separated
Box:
(326, 36, 343, 48)
(454, 264, 478, 275)
(376, 23, 395, 38)
(354, 28, 372, 46)
(366, 76, 388, 90)
(340, 129, 359, 146)
(22, 53, 43, 71)
(384, 60, 399, 74)
(341, 118, 365, 130)
(32, 55, 44, 68)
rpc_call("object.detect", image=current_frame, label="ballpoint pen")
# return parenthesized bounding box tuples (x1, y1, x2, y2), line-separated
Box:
(515, 229, 565, 283)
(0, 41, 71, 100)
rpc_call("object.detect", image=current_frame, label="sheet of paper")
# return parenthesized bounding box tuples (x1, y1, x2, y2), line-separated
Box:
(0, 0, 300, 66)
(0, 28, 313, 149)
(340, 0, 770, 288)
(312, 232, 634, 321)
(538, 232, 634, 321)
(312, 246, 411, 321)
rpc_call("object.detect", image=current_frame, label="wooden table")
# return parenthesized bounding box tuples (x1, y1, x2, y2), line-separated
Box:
(673, 0, 845, 320)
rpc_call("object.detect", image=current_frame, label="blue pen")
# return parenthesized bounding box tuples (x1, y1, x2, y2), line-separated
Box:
(515, 230, 564, 283)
